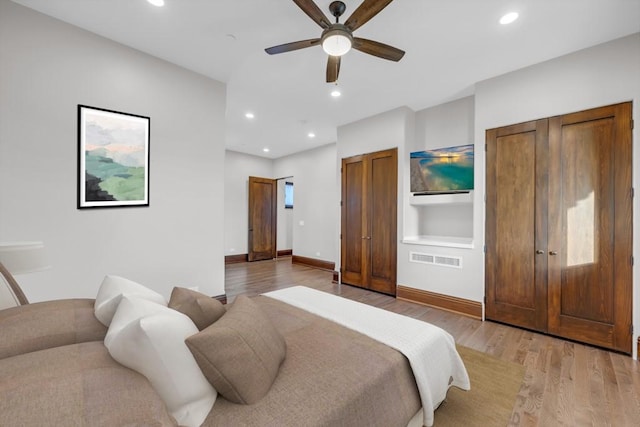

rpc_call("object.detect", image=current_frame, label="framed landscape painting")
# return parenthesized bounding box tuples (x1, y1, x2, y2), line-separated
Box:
(78, 105, 150, 208)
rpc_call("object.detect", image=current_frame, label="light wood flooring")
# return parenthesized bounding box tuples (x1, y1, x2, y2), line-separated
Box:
(226, 257, 640, 427)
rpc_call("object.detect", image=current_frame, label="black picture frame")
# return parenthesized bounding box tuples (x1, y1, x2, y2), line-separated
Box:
(77, 105, 150, 209)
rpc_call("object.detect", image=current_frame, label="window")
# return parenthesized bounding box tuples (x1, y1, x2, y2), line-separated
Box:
(284, 181, 294, 209)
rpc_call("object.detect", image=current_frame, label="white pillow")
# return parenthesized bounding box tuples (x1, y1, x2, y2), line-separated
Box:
(104, 296, 167, 347)
(94, 275, 167, 326)
(105, 296, 216, 427)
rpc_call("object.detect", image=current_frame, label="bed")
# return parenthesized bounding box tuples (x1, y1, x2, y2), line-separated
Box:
(0, 282, 469, 427)
(204, 286, 470, 427)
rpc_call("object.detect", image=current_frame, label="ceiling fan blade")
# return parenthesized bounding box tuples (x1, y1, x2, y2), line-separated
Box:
(352, 37, 405, 62)
(265, 38, 320, 55)
(293, 0, 331, 29)
(326, 55, 341, 83)
(344, 0, 394, 31)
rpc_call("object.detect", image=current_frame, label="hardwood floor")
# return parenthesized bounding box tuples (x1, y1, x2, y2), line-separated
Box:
(226, 257, 640, 426)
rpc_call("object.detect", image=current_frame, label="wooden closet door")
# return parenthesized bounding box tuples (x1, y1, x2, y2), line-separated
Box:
(341, 155, 367, 287)
(341, 148, 397, 295)
(485, 119, 549, 332)
(368, 148, 397, 295)
(547, 103, 632, 353)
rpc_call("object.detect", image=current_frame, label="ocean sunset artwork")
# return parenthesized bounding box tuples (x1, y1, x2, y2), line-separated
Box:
(78, 105, 150, 208)
(410, 144, 474, 194)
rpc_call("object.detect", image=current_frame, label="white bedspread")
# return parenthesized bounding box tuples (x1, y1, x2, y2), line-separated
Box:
(263, 286, 470, 427)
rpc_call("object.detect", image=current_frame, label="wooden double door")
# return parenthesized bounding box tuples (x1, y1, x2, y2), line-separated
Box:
(341, 148, 397, 295)
(485, 102, 633, 353)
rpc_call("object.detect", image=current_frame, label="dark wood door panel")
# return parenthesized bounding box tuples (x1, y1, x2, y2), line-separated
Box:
(558, 118, 615, 324)
(494, 131, 536, 308)
(486, 120, 548, 332)
(341, 148, 397, 295)
(341, 156, 365, 287)
(248, 176, 276, 262)
(548, 102, 633, 353)
(368, 149, 397, 295)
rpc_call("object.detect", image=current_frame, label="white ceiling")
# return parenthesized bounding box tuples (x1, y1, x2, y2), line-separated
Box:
(11, 0, 640, 159)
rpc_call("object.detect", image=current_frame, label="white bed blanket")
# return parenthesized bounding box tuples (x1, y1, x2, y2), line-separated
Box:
(263, 286, 470, 427)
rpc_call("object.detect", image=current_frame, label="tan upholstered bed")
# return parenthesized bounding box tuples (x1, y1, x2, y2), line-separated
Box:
(0, 290, 467, 426)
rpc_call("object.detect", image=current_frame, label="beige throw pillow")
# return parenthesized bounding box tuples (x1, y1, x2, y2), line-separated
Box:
(185, 295, 286, 404)
(169, 287, 226, 331)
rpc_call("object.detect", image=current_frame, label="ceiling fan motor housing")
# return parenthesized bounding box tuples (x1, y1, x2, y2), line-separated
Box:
(329, 1, 347, 20)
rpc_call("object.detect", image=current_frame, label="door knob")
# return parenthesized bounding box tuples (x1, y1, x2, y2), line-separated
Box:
(536, 250, 545, 254)
(549, 251, 558, 256)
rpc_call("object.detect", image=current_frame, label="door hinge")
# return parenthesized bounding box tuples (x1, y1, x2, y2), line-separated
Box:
(485, 143, 487, 152)
(630, 324, 634, 335)
(483, 245, 487, 253)
(631, 119, 634, 130)
(632, 188, 635, 199)
(339, 234, 342, 240)
(484, 296, 487, 304)
(340, 200, 343, 206)
(632, 256, 635, 266)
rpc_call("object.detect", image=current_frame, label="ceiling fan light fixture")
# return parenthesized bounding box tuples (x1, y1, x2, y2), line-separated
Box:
(321, 27, 352, 56)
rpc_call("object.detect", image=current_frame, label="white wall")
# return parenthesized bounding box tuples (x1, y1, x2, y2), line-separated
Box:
(411, 96, 475, 237)
(224, 150, 273, 256)
(474, 33, 640, 357)
(224, 144, 337, 264)
(274, 143, 338, 263)
(276, 178, 293, 252)
(0, 1, 226, 300)
(399, 96, 482, 301)
(337, 107, 413, 160)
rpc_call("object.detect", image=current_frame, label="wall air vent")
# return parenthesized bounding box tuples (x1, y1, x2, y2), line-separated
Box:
(409, 251, 462, 269)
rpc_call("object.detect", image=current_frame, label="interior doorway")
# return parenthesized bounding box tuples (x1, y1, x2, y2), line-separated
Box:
(247, 175, 294, 262)
(276, 177, 294, 257)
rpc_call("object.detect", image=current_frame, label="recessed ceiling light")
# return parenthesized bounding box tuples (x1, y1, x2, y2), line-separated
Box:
(499, 12, 519, 25)
(263, 148, 270, 153)
(308, 132, 316, 138)
(245, 112, 255, 119)
(331, 89, 341, 98)
(147, 0, 165, 7)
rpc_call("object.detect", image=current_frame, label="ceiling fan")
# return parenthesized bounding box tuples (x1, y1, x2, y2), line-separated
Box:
(265, 0, 405, 83)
